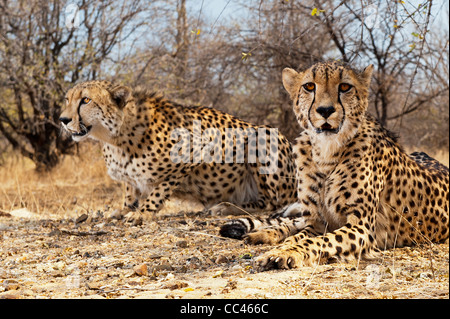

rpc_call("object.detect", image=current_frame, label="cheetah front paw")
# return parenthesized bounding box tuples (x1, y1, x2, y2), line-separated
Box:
(107, 208, 143, 226)
(107, 208, 130, 221)
(255, 248, 306, 271)
(123, 211, 144, 226)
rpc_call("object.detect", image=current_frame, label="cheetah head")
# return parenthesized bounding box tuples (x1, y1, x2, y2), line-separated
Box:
(60, 80, 132, 143)
(282, 61, 373, 141)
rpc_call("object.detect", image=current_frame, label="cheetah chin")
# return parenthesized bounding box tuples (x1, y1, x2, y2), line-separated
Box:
(315, 122, 339, 134)
(71, 123, 92, 140)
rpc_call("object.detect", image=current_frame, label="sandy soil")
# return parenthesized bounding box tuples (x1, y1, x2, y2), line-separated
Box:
(0, 200, 448, 300)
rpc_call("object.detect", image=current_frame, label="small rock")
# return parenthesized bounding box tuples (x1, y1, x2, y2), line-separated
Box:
(164, 281, 189, 290)
(48, 228, 62, 236)
(50, 270, 65, 278)
(53, 261, 66, 271)
(221, 279, 238, 293)
(94, 222, 106, 229)
(75, 213, 88, 224)
(86, 281, 102, 290)
(215, 255, 229, 264)
(2, 279, 20, 291)
(176, 240, 188, 248)
(133, 264, 148, 276)
(0, 210, 11, 217)
(0, 292, 20, 299)
(9, 208, 35, 219)
(186, 256, 201, 268)
(152, 264, 173, 274)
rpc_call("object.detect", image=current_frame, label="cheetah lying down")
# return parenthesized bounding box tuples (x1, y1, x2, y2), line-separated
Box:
(60, 81, 297, 224)
(220, 61, 449, 270)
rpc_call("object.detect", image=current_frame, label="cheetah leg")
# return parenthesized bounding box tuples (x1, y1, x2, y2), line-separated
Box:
(208, 202, 248, 216)
(245, 220, 324, 246)
(137, 180, 180, 218)
(111, 181, 181, 225)
(221, 202, 322, 244)
(208, 198, 267, 216)
(107, 184, 141, 223)
(256, 215, 377, 270)
(124, 184, 141, 209)
(219, 202, 307, 242)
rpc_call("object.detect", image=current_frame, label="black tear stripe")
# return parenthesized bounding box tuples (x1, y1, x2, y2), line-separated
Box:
(337, 93, 346, 126)
(307, 93, 316, 126)
(77, 100, 84, 124)
(77, 100, 91, 133)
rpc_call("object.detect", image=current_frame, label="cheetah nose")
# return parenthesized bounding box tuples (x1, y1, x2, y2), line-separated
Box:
(59, 117, 72, 125)
(316, 106, 336, 119)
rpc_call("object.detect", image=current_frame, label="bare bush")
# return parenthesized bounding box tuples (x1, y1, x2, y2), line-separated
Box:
(0, 0, 447, 170)
(0, 0, 146, 170)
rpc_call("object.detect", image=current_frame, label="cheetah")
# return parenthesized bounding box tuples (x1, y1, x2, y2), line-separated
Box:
(59, 81, 297, 224)
(220, 61, 449, 270)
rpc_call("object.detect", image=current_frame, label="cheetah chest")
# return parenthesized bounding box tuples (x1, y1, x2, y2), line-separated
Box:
(103, 146, 157, 192)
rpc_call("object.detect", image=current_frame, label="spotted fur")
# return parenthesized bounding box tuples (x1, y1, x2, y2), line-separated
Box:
(220, 61, 449, 270)
(60, 81, 297, 224)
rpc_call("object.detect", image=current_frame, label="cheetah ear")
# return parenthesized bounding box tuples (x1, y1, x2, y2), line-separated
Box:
(110, 85, 132, 109)
(282, 68, 301, 99)
(360, 64, 374, 86)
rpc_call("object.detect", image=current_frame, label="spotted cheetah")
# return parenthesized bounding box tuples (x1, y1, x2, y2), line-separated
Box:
(220, 61, 449, 270)
(60, 81, 297, 224)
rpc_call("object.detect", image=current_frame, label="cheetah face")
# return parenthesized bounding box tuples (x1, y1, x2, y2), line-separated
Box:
(60, 81, 131, 143)
(282, 61, 373, 138)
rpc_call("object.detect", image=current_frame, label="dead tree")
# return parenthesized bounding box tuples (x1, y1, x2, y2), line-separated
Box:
(0, 0, 145, 171)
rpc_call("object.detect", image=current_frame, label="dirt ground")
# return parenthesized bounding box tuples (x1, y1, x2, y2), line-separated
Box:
(0, 149, 448, 300)
(0, 200, 448, 300)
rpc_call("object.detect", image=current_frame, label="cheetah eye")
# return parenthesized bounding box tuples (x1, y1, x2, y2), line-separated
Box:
(81, 97, 91, 104)
(303, 82, 315, 92)
(339, 83, 352, 93)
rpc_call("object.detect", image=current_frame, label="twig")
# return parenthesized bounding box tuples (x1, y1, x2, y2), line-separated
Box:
(428, 243, 436, 281)
(187, 230, 234, 240)
(210, 0, 232, 34)
(101, 286, 159, 294)
(60, 229, 109, 236)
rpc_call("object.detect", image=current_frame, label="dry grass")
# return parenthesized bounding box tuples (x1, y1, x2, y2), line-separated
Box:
(433, 149, 449, 167)
(1, 144, 447, 218)
(0, 143, 123, 218)
(0, 145, 448, 299)
(405, 147, 449, 167)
